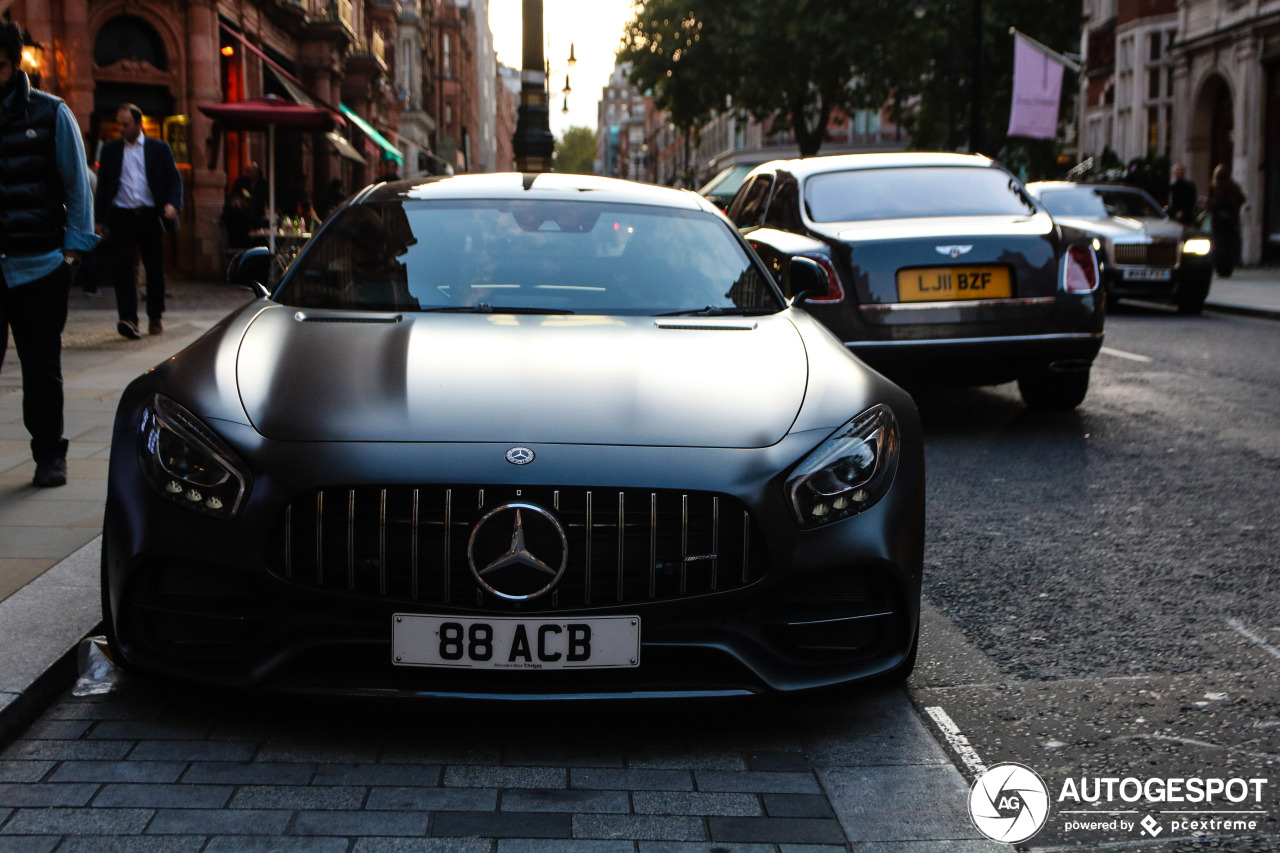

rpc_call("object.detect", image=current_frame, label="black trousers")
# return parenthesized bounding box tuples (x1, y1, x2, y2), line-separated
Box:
(0, 262, 71, 463)
(109, 206, 167, 323)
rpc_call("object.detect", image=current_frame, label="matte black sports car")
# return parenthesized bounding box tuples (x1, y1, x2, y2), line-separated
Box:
(102, 173, 925, 698)
(1026, 181, 1213, 314)
(729, 154, 1105, 410)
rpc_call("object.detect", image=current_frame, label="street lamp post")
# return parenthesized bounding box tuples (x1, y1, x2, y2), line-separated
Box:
(513, 0, 554, 172)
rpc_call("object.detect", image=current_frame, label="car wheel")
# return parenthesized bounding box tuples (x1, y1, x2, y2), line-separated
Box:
(1017, 368, 1090, 411)
(1176, 280, 1210, 315)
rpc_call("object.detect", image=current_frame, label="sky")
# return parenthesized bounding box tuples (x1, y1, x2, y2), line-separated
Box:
(486, 0, 636, 140)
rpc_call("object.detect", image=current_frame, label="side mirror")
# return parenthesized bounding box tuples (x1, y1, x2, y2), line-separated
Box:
(788, 256, 827, 304)
(227, 247, 272, 297)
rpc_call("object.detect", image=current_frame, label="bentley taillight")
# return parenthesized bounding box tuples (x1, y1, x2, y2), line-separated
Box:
(1065, 243, 1099, 293)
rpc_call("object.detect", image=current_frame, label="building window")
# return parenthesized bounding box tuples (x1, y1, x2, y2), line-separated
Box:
(1148, 32, 1161, 62)
(1147, 105, 1160, 152)
(443, 34, 452, 78)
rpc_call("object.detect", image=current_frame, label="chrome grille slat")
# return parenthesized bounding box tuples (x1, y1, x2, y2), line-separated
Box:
(711, 496, 719, 591)
(680, 494, 689, 595)
(584, 491, 593, 605)
(346, 490, 355, 591)
(315, 491, 324, 584)
(271, 485, 767, 609)
(410, 489, 419, 600)
(443, 488, 452, 603)
(379, 489, 387, 596)
(649, 493, 657, 599)
(616, 493, 625, 603)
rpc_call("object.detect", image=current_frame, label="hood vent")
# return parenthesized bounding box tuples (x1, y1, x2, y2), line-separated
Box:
(294, 312, 403, 324)
(654, 321, 757, 331)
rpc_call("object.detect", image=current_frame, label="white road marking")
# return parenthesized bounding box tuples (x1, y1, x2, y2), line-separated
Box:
(1228, 617, 1280, 662)
(1100, 346, 1153, 363)
(925, 705, 987, 776)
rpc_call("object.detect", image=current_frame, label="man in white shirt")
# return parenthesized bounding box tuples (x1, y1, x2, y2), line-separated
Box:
(94, 103, 182, 338)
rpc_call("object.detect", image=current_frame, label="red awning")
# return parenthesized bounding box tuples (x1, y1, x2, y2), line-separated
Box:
(198, 96, 343, 132)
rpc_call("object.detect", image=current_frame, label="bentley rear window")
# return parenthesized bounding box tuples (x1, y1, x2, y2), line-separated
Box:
(276, 200, 780, 315)
(804, 166, 1037, 222)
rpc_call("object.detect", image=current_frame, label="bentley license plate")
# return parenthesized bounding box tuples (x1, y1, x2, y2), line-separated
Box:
(392, 614, 641, 670)
(897, 266, 1012, 302)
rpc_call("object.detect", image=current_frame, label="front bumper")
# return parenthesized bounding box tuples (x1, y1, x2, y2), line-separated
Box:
(104, 419, 925, 698)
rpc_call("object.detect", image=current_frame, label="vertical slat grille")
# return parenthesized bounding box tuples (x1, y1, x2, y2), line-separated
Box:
(1114, 242, 1177, 267)
(267, 485, 767, 610)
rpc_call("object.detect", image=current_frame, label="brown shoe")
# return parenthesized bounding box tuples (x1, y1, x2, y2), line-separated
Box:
(149, 318, 163, 335)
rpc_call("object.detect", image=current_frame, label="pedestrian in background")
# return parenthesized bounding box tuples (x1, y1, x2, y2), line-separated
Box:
(95, 102, 182, 338)
(0, 21, 99, 487)
(1167, 163, 1197, 225)
(1207, 163, 1245, 278)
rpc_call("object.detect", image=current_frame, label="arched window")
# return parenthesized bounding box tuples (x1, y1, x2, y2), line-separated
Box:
(94, 15, 168, 70)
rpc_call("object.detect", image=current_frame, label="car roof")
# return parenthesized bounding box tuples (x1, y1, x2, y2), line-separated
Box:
(747, 151, 1001, 179)
(355, 172, 715, 212)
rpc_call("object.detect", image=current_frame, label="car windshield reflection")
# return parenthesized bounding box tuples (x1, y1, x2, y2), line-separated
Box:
(276, 199, 781, 315)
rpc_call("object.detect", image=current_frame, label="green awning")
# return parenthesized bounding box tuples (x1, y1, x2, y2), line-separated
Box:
(339, 103, 403, 165)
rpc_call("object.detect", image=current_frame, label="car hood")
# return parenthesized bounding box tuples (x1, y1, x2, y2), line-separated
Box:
(1049, 214, 1184, 242)
(235, 306, 807, 447)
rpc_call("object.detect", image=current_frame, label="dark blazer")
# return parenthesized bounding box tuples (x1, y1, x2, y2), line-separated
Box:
(95, 134, 182, 221)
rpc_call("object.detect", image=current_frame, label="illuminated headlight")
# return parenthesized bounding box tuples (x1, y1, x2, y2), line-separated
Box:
(1183, 238, 1211, 256)
(786, 404, 899, 528)
(138, 395, 249, 518)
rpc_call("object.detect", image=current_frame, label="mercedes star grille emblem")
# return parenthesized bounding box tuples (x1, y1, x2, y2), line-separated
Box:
(936, 244, 974, 259)
(505, 446, 535, 465)
(467, 502, 568, 601)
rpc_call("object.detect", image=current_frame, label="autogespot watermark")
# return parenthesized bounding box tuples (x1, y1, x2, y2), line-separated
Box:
(967, 764, 1270, 844)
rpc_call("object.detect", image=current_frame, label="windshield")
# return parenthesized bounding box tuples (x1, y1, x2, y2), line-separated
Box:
(1038, 187, 1167, 220)
(804, 166, 1037, 222)
(275, 199, 780, 314)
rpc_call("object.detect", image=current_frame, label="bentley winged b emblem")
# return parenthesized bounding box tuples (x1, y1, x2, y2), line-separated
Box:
(467, 503, 568, 601)
(936, 245, 974, 259)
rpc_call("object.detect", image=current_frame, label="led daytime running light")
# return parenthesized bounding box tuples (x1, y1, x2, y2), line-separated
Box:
(138, 395, 249, 518)
(786, 404, 899, 528)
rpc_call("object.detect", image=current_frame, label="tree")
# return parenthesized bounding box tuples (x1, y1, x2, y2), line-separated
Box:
(553, 126, 597, 174)
(907, 0, 1081, 179)
(621, 0, 924, 157)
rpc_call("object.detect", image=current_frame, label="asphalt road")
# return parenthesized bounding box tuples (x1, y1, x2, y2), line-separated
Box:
(911, 303, 1280, 850)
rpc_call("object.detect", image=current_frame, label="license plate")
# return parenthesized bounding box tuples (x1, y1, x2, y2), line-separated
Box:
(896, 266, 1012, 302)
(392, 614, 641, 670)
(1122, 267, 1172, 281)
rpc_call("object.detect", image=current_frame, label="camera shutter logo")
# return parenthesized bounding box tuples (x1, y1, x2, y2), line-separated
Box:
(968, 762, 1050, 843)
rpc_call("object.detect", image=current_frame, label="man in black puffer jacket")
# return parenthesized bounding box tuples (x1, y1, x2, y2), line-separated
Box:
(0, 21, 98, 487)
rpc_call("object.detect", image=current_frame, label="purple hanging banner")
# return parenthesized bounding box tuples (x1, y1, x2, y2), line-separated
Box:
(1007, 32, 1065, 139)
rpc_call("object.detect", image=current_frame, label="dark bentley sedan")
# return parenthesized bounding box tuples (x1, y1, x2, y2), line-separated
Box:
(1026, 181, 1213, 314)
(730, 154, 1105, 410)
(101, 173, 925, 698)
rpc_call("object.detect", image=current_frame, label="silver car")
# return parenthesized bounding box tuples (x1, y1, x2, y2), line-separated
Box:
(1027, 181, 1213, 314)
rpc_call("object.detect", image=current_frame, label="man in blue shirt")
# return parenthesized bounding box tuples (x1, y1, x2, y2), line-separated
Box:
(0, 22, 99, 487)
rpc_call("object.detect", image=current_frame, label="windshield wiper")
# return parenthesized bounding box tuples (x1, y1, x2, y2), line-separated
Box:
(418, 304, 574, 315)
(656, 306, 775, 317)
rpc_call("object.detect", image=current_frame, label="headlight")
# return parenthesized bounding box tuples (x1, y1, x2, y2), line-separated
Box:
(786, 404, 899, 528)
(1183, 237, 1211, 256)
(138, 394, 250, 518)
